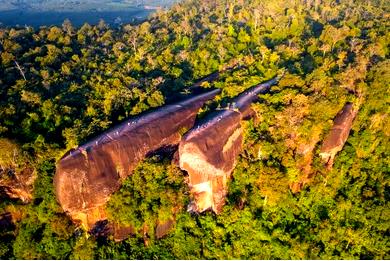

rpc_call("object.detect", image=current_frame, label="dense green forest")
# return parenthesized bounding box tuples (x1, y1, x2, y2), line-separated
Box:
(0, 0, 389, 259)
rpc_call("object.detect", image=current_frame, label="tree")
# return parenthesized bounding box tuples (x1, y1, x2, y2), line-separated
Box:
(62, 19, 74, 36)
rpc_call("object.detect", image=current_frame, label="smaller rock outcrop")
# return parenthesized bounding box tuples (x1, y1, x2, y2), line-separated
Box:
(112, 224, 135, 242)
(156, 218, 175, 239)
(0, 212, 15, 231)
(179, 76, 281, 213)
(0, 167, 36, 203)
(88, 220, 135, 242)
(319, 102, 358, 168)
(289, 131, 321, 193)
(0, 139, 36, 203)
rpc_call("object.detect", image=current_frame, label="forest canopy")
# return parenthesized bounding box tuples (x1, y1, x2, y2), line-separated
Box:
(0, 0, 389, 259)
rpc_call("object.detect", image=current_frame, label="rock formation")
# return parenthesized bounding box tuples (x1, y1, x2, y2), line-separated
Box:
(0, 139, 36, 203)
(88, 220, 135, 242)
(289, 138, 319, 193)
(54, 89, 220, 230)
(0, 212, 14, 231)
(155, 218, 175, 239)
(179, 76, 281, 213)
(319, 102, 358, 168)
(0, 167, 36, 203)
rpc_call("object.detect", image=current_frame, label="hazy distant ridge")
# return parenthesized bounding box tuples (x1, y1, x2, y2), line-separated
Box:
(0, 0, 179, 12)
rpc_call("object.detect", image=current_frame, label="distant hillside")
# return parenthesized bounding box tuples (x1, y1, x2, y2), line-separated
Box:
(0, 0, 180, 12)
(0, 0, 181, 27)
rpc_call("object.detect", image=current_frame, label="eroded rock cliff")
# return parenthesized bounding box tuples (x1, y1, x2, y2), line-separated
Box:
(319, 102, 358, 168)
(54, 89, 220, 230)
(180, 110, 243, 212)
(179, 77, 281, 213)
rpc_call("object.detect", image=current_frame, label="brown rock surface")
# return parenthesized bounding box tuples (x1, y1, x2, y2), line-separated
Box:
(155, 218, 175, 239)
(319, 102, 358, 168)
(0, 212, 14, 231)
(0, 139, 36, 203)
(54, 89, 220, 230)
(180, 110, 243, 213)
(0, 167, 36, 203)
(112, 224, 135, 242)
(88, 220, 135, 242)
(179, 77, 280, 213)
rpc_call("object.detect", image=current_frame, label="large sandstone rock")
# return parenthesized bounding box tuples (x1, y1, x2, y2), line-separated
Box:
(179, 77, 280, 213)
(54, 89, 220, 230)
(319, 102, 358, 168)
(180, 110, 243, 213)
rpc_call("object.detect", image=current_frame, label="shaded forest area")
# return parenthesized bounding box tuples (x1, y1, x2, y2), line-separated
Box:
(0, 0, 389, 259)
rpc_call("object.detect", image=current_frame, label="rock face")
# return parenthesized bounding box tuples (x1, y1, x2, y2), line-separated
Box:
(88, 220, 135, 242)
(54, 89, 220, 230)
(155, 218, 175, 239)
(112, 224, 135, 242)
(0, 212, 14, 231)
(179, 110, 243, 212)
(0, 167, 36, 203)
(319, 102, 358, 168)
(0, 139, 36, 203)
(179, 77, 280, 213)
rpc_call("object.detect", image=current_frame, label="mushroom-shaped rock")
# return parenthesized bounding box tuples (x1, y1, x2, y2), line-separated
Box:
(319, 102, 358, 168)
(54, 89, 220, 230)
(179, 76, 281, 213)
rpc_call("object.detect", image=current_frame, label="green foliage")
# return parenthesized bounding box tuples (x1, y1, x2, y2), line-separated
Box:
(106, 158, 187, 236)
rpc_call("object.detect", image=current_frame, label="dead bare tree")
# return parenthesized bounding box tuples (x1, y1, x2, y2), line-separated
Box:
(14, 61, 26, 81)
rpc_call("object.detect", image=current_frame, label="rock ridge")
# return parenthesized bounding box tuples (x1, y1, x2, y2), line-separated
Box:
(54, 89, 220, 230)
(179, 76, 281, 213)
